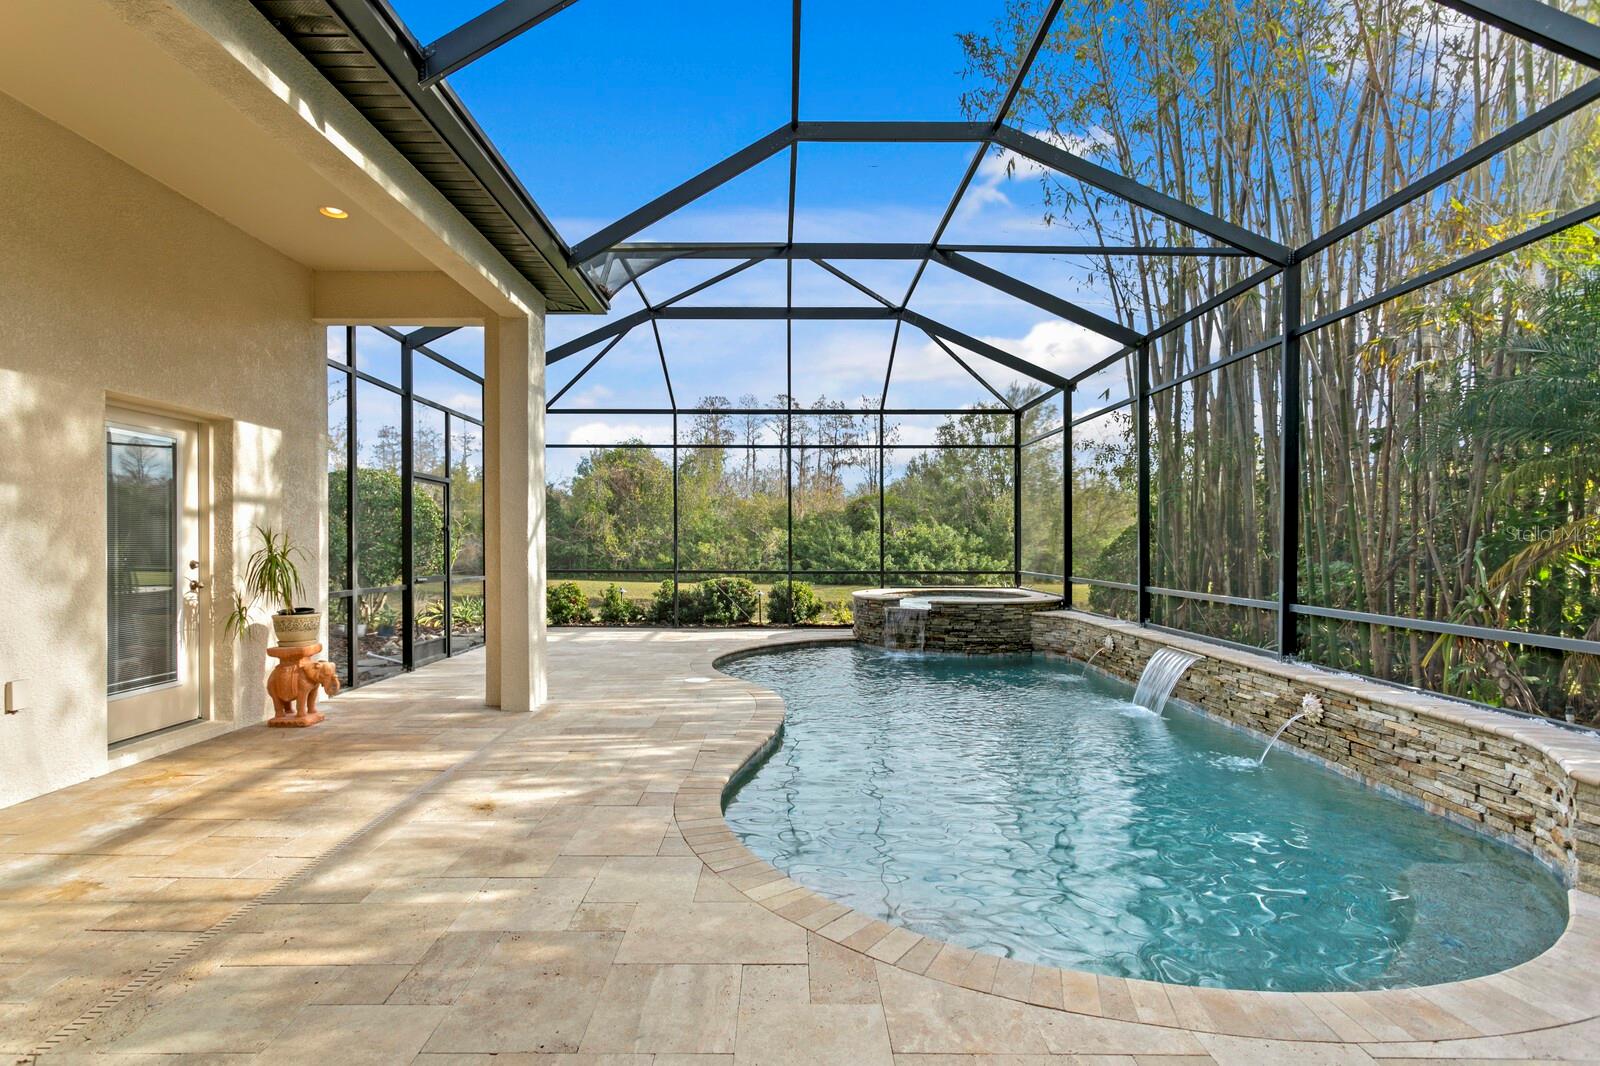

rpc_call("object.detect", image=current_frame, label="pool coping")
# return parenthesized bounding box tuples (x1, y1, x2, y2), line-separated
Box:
(851, 586, 1063, 608)
(672, 629, 1600, 1045)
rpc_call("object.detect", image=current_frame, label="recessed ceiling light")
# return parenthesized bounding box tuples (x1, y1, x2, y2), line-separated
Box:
(318, 206, 349, 220)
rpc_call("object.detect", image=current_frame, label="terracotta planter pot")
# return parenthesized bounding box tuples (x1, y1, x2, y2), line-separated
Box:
(271, 609, 322, 648)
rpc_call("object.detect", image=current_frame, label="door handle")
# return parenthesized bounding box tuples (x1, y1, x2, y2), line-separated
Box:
(188, 579, 206, 593)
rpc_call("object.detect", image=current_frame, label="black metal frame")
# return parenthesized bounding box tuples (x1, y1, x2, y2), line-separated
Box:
(393, 0, 1600, 711)
(547, 414, 1039, 600)
(1065, 201, 1600, 665)
(326, 326, 488, 689)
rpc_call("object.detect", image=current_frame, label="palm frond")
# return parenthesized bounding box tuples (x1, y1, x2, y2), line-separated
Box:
(1484, 514, 1600, 594)
(1486, 455, 1600, 507)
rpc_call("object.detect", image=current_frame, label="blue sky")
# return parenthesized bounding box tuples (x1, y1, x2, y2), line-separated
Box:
(386, 1, 1129, 462)
(391, 0, 1012, 229)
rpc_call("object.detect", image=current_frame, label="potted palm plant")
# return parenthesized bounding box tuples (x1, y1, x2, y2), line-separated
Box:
(225, 525, 319, 646)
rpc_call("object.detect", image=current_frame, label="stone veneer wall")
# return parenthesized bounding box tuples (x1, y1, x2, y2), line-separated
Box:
(1033, 611, 1600, 892)
(852, 596, 891, 644)
(854, 592, 1060, 652)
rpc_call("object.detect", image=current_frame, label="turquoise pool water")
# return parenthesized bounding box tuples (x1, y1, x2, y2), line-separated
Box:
(721, 645, 1568, 991)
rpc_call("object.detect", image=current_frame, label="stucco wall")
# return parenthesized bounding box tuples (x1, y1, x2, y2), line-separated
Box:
(1032, 611, 1600, 891)
(0, 91, 324, 808)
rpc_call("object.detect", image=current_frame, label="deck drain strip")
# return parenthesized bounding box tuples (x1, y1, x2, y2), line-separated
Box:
(25, 718, 526, 1061)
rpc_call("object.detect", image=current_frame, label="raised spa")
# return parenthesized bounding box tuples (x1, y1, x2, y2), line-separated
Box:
(722, 644, 1568, 992)
(851, 586, 1060, 653)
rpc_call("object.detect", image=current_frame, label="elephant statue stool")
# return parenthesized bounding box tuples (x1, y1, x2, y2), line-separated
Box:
(266, 642, 339, 728)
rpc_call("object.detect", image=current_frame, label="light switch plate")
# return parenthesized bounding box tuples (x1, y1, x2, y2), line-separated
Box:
(4, 679, 27, 714)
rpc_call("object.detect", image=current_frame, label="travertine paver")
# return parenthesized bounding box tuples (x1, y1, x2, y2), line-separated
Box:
(0, 628, 1596, 1065)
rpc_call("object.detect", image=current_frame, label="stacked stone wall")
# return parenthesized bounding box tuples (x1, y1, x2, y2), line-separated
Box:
(852, 591, 1059, 652)
(1033, 610, 1600, 891)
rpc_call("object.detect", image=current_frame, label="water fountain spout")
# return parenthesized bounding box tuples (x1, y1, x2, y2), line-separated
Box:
(1083, 634, 1115, 673)
(1257, 693, 1325, 765)
(1132, 647, 1202, 715)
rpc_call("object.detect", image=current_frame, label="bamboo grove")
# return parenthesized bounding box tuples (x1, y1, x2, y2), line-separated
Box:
(962, 0, 1600, 720)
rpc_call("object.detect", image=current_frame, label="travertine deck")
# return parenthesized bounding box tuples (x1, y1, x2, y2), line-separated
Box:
(2, 627, 1597, 1064)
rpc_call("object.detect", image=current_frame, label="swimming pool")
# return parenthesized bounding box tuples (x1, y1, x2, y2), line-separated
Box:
(721, 644, 1568, 991)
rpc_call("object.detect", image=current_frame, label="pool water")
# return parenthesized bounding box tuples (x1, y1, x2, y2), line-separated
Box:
(721, 645, 1568, 991)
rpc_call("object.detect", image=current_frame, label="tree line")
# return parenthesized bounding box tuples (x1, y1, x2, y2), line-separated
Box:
(546, 389, 1065, 583)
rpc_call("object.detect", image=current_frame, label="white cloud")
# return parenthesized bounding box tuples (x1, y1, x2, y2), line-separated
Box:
(551, 419, 664, 446)
(960, 128, 1115, 224)
(557, 383, 615, 408)
(901, 319, 1118, 387)
(1004, 318, 1122, 378)
(1070, 403, 1134, 446)
(435, 390, 482, 416)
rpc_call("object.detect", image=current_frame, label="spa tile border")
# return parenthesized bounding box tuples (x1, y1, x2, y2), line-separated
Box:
(678, 629, 1600, 1045)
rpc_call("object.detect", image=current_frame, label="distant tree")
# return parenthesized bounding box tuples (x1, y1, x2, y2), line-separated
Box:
(546, 445, 673, 571)
(687, 395, 736, 447)
(369, 425, 403, 473)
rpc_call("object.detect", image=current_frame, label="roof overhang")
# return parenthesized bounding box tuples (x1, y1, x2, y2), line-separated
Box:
(252, 0, 608, 314)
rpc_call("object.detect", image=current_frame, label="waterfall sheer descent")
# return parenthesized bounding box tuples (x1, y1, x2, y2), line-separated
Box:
(882, 604, 928, 651)
(1132, 648, 1202, 715)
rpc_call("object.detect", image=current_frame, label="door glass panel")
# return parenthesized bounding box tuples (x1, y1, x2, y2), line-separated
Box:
(451, 577, 486, 653)
(413, 580, 446, 663)
(328, 368, 350, 592)
(327, 595, 351, 688)
(356, 591, 402, 685)
(450, 418, 485, 579)
(106, 428, 178, 696)
(413, 480, 447, 581)
(356, 379, 402, 591)
(413, 402, 446, 478)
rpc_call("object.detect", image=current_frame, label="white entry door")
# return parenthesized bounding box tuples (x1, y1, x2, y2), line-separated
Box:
(106, 409, 207, 744)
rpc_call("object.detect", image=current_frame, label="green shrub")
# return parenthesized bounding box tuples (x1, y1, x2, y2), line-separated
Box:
(547, 581, 591, 625)
(415, 597, 446, 634)
(650, 579, 678, 623)
(598, 583, 636, 625)
(416, 594, 486, 632)
(636, 582, 761, 624)
(695, 577, 760, 625)
(450, 595, 486, 631)
(646, 578, 762, 625)
(768, 580, 824, 625)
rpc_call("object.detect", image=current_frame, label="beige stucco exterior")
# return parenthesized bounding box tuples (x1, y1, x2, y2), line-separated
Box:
(0, 89, 323, 806)
(0, 0, 560, 807)
(485, 314, 550, 713)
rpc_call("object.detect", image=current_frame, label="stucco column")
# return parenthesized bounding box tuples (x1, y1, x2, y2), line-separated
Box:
(483, 310, 547, 711)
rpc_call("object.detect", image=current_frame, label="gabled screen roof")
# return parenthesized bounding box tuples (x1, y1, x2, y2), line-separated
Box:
(290, 0, 1600, 410)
